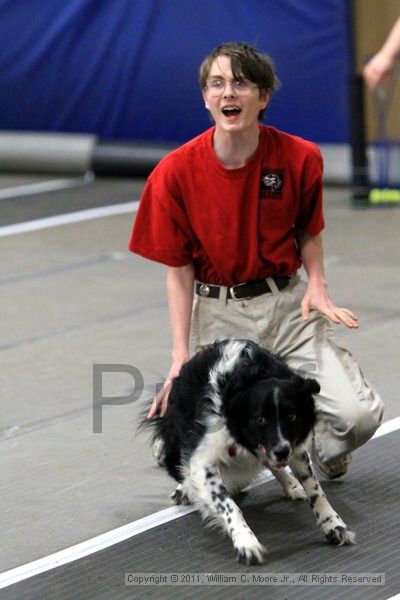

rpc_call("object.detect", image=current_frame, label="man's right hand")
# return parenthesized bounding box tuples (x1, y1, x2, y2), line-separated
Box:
(147, 355, 189, 419)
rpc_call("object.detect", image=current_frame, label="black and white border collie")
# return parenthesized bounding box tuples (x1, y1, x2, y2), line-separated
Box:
(149, 339, 355, 565)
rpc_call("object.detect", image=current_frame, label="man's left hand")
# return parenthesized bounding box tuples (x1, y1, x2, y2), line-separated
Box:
(301, 281, 359, 329)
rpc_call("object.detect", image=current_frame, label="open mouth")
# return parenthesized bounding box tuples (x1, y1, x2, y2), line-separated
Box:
(221, 106, 241, 119)
(258, 445, 289, 468)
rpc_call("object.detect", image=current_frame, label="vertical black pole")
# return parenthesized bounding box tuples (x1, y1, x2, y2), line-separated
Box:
(350, 74, 369, 204)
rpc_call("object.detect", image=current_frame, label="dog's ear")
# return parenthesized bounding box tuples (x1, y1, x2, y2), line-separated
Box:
(295, 377, 319, 441)
(224, 362, 260, 392)
(301, 378, 320, 396)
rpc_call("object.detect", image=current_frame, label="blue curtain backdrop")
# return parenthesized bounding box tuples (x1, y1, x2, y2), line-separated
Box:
(0, 0, 352, 144)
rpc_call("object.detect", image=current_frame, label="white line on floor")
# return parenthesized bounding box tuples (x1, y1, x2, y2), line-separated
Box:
(0, 174, 93, 201)
(373, 415, 400, 438)
(0, 201, 139, 238)
(0, 416, 398, 590)
(0, 503, 199, 590)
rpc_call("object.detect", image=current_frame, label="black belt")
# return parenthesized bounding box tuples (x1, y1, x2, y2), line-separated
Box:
(195, 276, 290, 300)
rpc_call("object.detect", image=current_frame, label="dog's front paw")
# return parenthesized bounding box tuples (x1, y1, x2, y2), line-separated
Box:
(234, 543, 267, 566)
(325, 525, 356, 546)
(170, 487, 190, 506)
(284, 483, 307, 502)
(233, 532, 267, 566)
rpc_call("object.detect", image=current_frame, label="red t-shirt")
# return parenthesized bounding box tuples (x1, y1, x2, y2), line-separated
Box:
(129, 125, 324, 286)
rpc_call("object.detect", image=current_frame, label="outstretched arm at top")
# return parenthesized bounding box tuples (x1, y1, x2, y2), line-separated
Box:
(363, 17, 400, 90)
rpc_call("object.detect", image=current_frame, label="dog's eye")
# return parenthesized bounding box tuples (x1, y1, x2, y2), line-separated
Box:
(289, 414, 296, 422)
(256, 416, 266, 425)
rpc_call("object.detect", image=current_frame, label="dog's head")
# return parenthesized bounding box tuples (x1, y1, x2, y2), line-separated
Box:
(224, 375, 319, 468)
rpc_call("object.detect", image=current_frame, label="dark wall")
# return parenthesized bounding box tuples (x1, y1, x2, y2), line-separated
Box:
(0, 0, 352, 144)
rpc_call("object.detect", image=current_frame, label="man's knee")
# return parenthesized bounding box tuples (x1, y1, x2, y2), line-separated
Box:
(353, 394, 385, 446)
(337, 392, 384, 448)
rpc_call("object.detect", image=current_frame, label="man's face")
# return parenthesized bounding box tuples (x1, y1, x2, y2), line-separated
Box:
(202, 55, 269, 134)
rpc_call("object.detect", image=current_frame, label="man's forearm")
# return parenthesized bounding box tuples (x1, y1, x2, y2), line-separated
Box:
(299, 232, 327, 285)
(167, 263, 195, 360)
(298, 231, 358, 329)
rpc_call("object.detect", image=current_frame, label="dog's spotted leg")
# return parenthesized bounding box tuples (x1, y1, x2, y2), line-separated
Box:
(269, 466, 307, 501)
(289, 445, 356, 546)
(189, 463, 267, 565)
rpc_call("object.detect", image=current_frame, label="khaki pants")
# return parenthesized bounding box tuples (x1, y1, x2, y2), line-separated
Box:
(189, 274, 384, 462)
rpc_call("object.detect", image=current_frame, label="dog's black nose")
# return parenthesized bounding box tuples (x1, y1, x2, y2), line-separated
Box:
(273, 442, 290, 461)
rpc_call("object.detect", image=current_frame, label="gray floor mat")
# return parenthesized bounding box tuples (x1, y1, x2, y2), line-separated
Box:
(2, 431, 398, 600)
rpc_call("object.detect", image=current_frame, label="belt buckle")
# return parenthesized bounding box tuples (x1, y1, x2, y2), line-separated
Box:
(230, 282, 252, 301)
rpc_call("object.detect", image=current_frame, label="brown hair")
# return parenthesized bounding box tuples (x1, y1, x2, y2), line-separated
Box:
(199, 42, 280, 120)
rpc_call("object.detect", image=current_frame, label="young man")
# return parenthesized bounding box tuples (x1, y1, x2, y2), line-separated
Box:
(129, 42, 384, 478)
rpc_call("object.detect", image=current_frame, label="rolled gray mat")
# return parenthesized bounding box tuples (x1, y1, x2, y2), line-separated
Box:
(0, 131, 97, 174)
(92, 140, 176, 177)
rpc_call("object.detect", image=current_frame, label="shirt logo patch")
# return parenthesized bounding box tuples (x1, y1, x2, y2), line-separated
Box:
(260, 168, 284, 199)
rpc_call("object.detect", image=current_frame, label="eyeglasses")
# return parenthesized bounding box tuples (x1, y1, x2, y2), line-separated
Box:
(204, 79, 258, 96)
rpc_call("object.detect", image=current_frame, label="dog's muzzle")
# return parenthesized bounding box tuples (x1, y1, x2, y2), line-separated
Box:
(260, 442, 291, 468)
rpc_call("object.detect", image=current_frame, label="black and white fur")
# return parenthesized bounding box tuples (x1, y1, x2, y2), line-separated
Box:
(148, 339, 355, 565)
